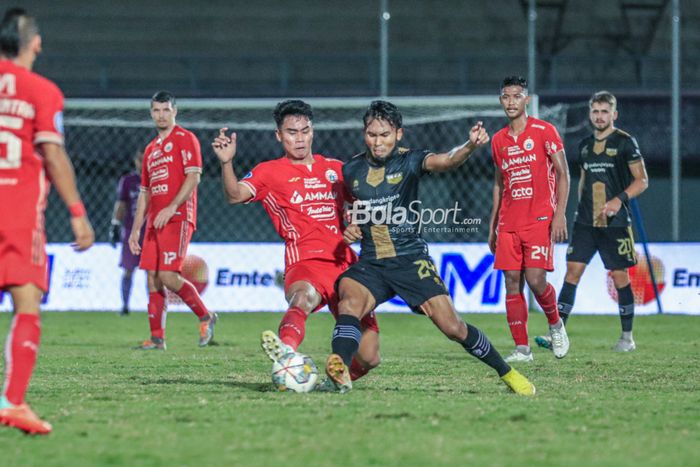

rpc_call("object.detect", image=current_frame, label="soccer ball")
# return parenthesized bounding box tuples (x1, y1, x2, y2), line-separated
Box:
(271, 353, 319, 393)
(181, 254, 209, 294)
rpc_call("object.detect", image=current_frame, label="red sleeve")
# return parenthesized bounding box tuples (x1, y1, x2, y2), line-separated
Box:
(543, 123, 564, 157)
(181, 132, 203, 175)
(239, 164, 269, 203)
(140, 148, 150, 189)
(33, 79, 64, 146)
(490, 134, 500, 167)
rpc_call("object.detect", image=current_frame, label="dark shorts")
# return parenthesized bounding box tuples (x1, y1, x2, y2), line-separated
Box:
(566, 222, 637, 270)
(336, 253, 448, 313)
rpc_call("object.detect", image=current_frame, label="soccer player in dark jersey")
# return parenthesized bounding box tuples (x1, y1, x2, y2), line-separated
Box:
(110, 151, 144, 316)
(536, 91, 648, 352)
(490, 76, 570, 362)
(323, 100, 535, 395)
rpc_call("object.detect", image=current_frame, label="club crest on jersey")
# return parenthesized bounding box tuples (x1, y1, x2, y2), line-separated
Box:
(523, 138, 534, 151)
(606, 148, 618, 157)
(325, 169, 338, 183)
(290, 191, 304, 204)
(386, 172, 403, 184)
(164, 142, 173, 153)
(353, 179, 359, 188)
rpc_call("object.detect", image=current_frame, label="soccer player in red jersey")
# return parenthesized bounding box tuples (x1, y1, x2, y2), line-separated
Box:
(489, 76, 570, 362)
(212, 100, 380, 383)
(0, 7, 95, 435)
(129, 91, 217, 350)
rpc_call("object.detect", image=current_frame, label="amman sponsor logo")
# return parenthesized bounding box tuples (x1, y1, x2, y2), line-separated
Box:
(148, 155, 172, 170)
(502, 153, 536, 169)
(290, 190, 336, 204)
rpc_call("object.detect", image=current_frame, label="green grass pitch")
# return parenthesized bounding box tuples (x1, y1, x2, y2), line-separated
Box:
(0, 311, 697, 466)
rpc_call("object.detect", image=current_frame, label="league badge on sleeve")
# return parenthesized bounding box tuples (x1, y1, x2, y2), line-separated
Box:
(325, 169, 338, 183)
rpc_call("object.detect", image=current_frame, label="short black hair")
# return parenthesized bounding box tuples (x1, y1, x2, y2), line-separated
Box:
(273, 100, 313, 128)
(0, 7, 39, 58)
(501, 76, 528, 92)
(363, 100, 402, 130)
(151, 90, 176, 107)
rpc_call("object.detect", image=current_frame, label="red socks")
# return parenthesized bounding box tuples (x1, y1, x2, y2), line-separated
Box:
(148, 290, 167, 339)
(278, 307, 308, 351)
(175, 280, 209, 320)
(535, 283, 561, 326)
(349, 358, 370, 381)
(505, 293, 529, 346)
(3, 314, 41, 406)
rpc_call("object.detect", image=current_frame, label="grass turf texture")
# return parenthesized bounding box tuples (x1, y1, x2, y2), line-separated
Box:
(0, 311, 697, 466)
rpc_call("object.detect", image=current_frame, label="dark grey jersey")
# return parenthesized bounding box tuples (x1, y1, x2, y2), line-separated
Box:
(343, 147, 431, 260)
(576, 129, 643, 227)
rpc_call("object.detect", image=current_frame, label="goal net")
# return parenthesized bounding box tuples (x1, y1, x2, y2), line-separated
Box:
(26, 96, 569, 311)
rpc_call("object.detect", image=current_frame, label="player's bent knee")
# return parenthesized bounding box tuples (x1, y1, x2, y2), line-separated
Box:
(441, 321, 467, 341)
(337, 299, 364, 319)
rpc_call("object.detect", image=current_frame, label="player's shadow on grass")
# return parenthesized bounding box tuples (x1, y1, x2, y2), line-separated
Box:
(132, 376, 273, 392)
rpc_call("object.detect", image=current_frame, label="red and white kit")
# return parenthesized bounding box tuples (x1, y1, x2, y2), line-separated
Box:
(139, 125, 202, 272)
(240, 154, 369, 321)
(491, 116, 563, 271)
(0, 60, 64, 291)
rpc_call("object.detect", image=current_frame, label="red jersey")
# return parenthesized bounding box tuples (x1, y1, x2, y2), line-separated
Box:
(491, 116, 564, 232)
(239, 155, 355, 267)
(141, 125, 202, 228)
(0, 60, 64, 230)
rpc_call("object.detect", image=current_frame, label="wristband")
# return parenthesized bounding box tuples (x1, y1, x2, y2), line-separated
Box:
(615, 192, 629, 203)
(68, 202, 86, 218)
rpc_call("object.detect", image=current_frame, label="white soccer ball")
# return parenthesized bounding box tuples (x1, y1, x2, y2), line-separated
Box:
(271, 352, 319, 393)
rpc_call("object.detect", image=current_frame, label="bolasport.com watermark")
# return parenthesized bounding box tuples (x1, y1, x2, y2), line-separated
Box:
(347, 200, 482, 234)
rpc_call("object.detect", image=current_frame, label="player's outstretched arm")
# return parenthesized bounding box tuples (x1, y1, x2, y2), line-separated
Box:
(550, 150, 570, 243)
(212, 127, 253, 204)
(488, 170, 503, 254)
(423, 121, 489, 173)
(600, 159, 649, 218)
(41, 142, 94, 251)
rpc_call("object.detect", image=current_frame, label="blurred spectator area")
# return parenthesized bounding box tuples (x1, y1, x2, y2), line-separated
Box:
(19, 0, 700, 97)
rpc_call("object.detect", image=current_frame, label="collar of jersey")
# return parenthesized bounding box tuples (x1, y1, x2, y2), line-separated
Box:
(365, 148, 398, 167)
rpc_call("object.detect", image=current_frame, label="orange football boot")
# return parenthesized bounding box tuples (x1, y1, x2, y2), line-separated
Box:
(0, 403, 52, 435)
